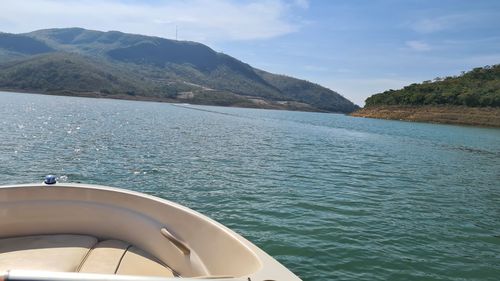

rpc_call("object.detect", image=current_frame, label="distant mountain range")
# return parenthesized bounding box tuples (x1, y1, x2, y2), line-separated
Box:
(0, 28, 359, 113)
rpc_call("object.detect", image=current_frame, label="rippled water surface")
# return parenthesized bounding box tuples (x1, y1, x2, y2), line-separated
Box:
(1, 92, 499, 281)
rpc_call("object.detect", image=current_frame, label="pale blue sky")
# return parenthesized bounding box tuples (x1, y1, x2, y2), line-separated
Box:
(1, 0, 500, 105)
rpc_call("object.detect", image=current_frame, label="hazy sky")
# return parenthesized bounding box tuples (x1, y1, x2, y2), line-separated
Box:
(1, 0, 500, 105)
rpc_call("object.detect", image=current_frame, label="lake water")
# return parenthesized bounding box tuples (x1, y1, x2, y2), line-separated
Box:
(0, 91, 499, 281)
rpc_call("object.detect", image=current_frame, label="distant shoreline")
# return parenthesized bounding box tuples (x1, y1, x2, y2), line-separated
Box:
(351, 105, 500, 127)
(0, 88, 331, 113)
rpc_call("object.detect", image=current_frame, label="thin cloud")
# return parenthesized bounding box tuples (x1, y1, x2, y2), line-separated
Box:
(0, 0, 306, 43)
(304, 65, 329, 72)
(410, 13, 479, 34)
(292, 0, 310, 9)
(406, 40, 432, 51)
(412, 17, 452, 33)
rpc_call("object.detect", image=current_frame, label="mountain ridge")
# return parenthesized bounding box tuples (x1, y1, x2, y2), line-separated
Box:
(0, 27, 359, 113)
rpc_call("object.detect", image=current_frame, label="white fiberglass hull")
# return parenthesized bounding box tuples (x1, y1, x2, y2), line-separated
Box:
(0, 183, 302, 281)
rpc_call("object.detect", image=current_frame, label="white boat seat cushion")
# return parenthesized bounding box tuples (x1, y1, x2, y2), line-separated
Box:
(116, 246, 175, 277)
(79, 241, 175, 277)
(0, 234, 97, 272)
(0, 235, 175, 277)
(78, 240, 129, 274)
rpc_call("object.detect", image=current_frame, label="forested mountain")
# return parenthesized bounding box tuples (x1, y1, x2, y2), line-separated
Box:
(0, 28, 358, 113)
(365, 65, 500, 107)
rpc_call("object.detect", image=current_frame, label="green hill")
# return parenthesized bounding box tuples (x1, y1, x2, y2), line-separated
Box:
(0, 28, 358, 113)
(365, 65, 500, 107)
(0, 32, 53, 55)
(352, 65, 500, 127)
(0, 53, 148, 95)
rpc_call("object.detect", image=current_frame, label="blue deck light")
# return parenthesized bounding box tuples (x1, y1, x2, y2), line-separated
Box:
(44, 175, 57, 185)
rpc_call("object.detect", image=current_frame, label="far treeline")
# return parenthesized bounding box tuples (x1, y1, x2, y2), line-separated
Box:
(365, 64, 500, 107)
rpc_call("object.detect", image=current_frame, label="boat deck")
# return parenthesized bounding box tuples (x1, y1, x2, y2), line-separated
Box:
(0, 234, 177, 277)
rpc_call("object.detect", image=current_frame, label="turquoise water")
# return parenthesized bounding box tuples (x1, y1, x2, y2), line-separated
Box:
(0, 91, 499, 281)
